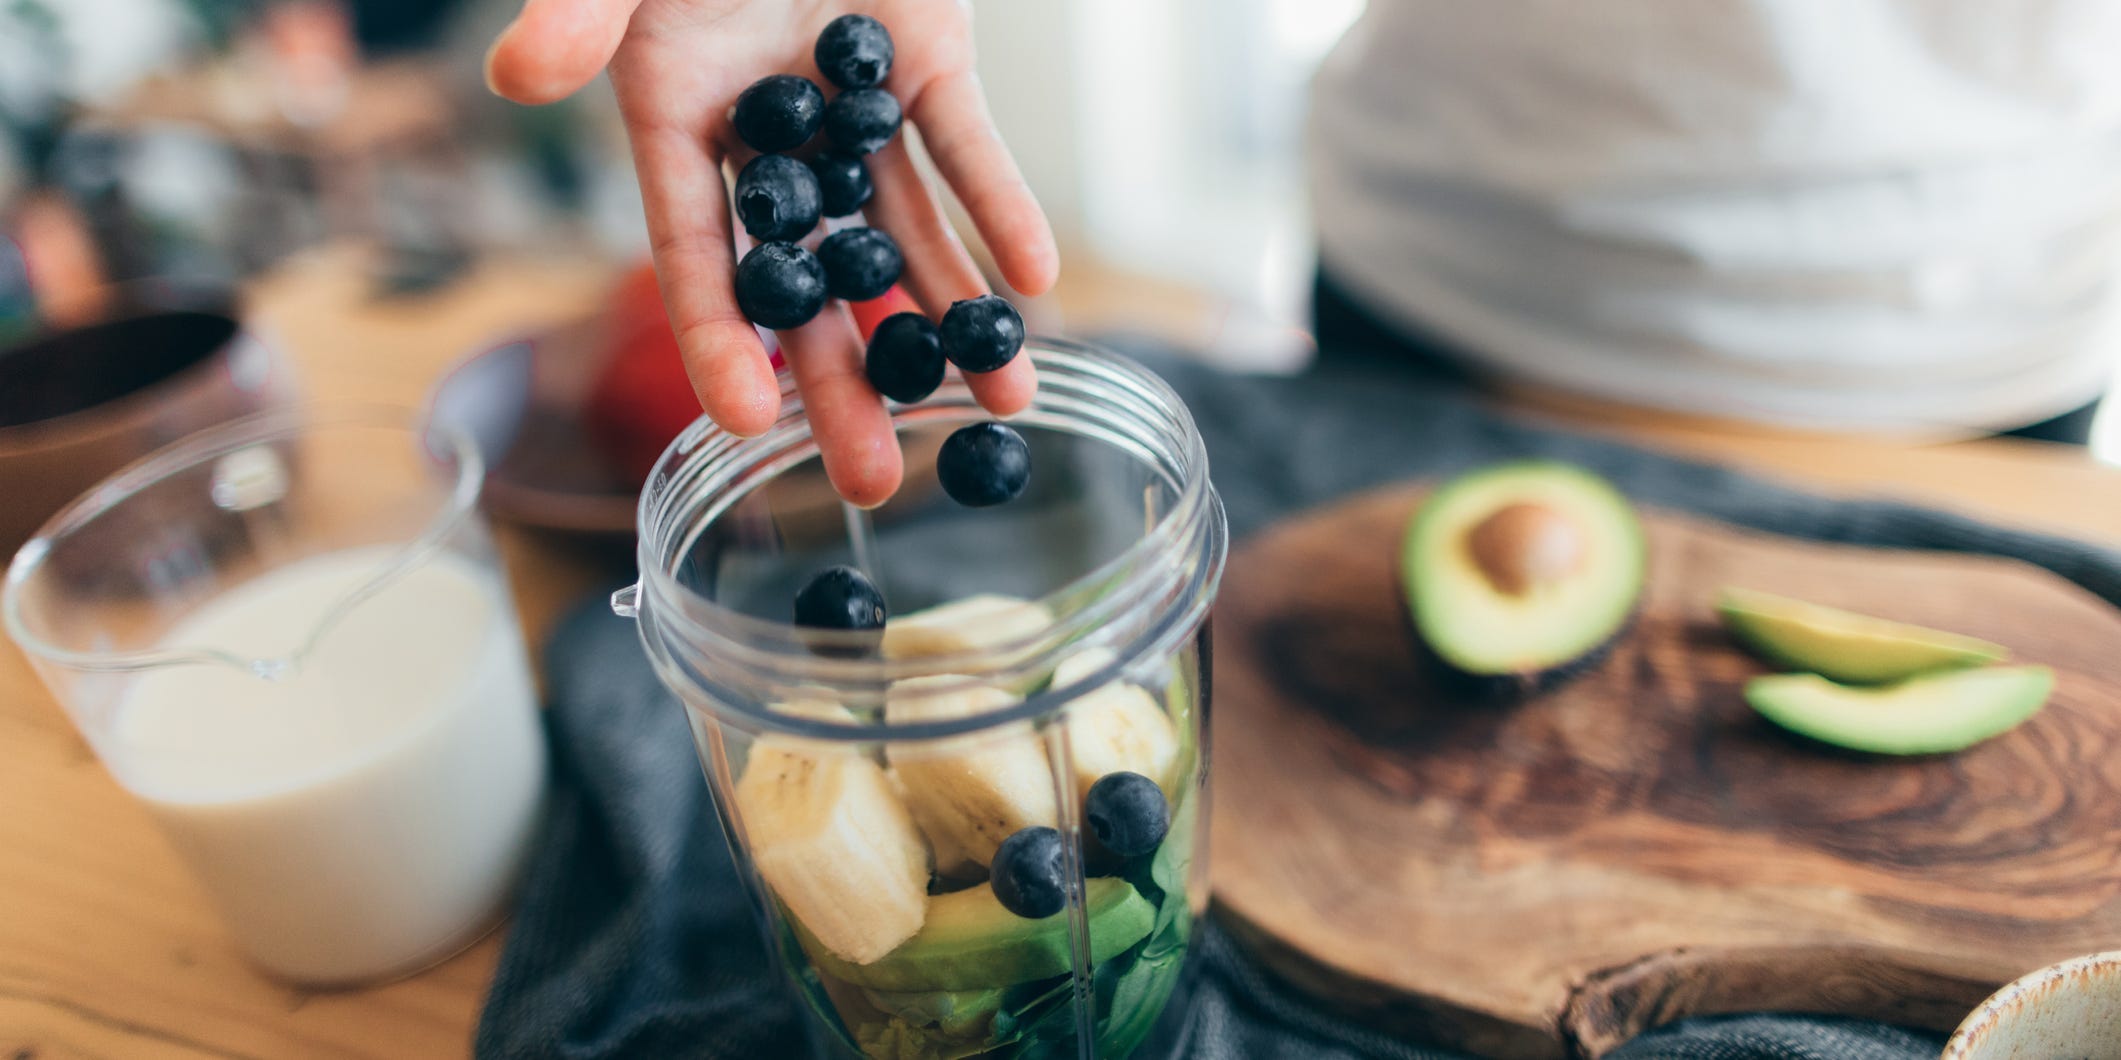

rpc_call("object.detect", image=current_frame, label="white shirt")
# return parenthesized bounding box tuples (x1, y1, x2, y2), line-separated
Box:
(1310, 0, 2121, 434)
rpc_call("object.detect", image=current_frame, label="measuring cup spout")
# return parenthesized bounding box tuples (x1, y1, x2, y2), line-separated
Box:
(610, 583, 640, 619)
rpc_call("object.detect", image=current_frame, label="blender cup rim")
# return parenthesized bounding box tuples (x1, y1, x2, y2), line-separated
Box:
(625, 338, 1230, 742)
(3, 403, 485, 675)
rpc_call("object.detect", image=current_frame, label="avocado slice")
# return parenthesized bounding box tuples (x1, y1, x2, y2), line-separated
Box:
(1745, 665, 2052, 755)
(860, 985, 1007, 1039)
(1719, 588, 2007, 684)
(1401, 462, 1646, 694)
(802, 878, 1155, 992)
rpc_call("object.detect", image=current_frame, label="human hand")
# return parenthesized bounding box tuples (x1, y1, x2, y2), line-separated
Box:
(486, 0, 1058, 506)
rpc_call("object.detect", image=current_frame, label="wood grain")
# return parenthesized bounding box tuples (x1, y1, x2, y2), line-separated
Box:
(1209, 485, 2121, 1059)
(1561, 946, 1997, 1056)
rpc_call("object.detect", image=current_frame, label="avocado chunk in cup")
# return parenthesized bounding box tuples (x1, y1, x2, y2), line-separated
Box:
(1401, 462, 1646, 695)
(1745, 665, 2052, 755)
(798, 878, 1154, 993)
(1718, 587, 2007, 684)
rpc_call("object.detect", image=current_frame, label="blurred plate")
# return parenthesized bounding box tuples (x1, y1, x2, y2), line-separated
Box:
(425, 318, 640, 538)
(425, 317, 942, 543)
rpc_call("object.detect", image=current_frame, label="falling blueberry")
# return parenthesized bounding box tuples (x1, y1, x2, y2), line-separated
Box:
(1085, 772, 1170, 860)
(735, 242, 828, 330)
(809, 151, 874, 218)
(824, 88, 902, 155)
(734, 154, 822, 242)
(939, 295, 1025, 374)
(733, 74, 824, 153)
(991, 826, 1067, 919)
(818, 227, 903, 301)
(865, 313, 945, 403)
(793, 565, 887, 631)
(814, 14, 894, 91)
(936, 422, 1031, 508)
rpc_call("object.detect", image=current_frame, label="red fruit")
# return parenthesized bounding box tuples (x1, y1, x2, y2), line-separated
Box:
(588, 260, 793, 485)
(848, 284, 920, 340)
(587, 310, 698, 486)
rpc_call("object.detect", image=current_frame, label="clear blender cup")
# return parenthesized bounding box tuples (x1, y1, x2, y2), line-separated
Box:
(3, 407, 549, 985)
(613, 341, 1226, 1059)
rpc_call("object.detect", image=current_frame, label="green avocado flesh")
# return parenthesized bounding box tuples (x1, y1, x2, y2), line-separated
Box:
(1719, 588, 2007, 684)
(803, 878, 1155, 992)
(860, 985, 1006, 1040)
(1744, 665, 2053, 755)
(1401, 462, 1646, 679)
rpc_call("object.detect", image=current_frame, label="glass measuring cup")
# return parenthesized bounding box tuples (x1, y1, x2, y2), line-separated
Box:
(613, 341, 1227, 1058)
(4, 407, 548, 985)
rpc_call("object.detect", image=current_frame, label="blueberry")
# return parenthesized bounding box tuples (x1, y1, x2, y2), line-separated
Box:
(734, 155, 822, 242)
(735, 242, 827, 330)
(733, 75, 824, 153)
(865, 313, 945, 403)
(793, 565, 887, 631)
(1085, 772, 1169, 860)
(991, 826, 1067, 919)
(814, 14, 894, 91)
(823, 88, 902, 155)
(809, 151, 873, 218)
(938, 295, 1025, 374)
(936, 422, 1030, 508)
(817, 227, 903, 301)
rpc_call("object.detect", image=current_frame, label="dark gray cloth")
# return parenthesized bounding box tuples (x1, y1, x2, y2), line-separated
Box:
(478, 349, 2121, 1058)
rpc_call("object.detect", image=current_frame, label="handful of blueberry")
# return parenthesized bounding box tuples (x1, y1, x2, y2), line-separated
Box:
(731, 16, 905, 330)
(730, 16, 1033, 516)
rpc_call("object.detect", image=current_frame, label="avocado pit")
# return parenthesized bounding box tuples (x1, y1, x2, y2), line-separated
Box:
(1466, 501, 1586, 596)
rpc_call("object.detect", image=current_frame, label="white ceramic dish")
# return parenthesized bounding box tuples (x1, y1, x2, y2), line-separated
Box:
(1943, 951, 2121, 1059)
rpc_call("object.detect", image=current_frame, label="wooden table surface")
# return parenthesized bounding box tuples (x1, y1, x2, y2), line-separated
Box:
(4, 247, 2117, 1059)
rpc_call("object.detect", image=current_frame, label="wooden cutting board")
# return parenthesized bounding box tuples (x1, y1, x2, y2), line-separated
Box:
(1207, 485, 2121, 1059)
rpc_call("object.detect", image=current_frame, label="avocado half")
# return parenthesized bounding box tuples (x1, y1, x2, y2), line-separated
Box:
(1744, 665, 2052, 755)
(1718, 588, 2007, 684)
(1401, 462, 1647, 695)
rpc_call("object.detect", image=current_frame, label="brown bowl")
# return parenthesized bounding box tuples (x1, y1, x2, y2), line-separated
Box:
(0, 292, 297, 551)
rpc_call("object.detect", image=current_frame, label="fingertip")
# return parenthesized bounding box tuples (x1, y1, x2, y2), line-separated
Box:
(830, 433, 905, 509)
(704, 378, 781, 438)
(968, 359, 1038, 418)
(482, 0, 630, 105)
(683, 323, 782, 436)
(482, 30, 513, 97)
(999, 224, 1061, 298)
(485, 33, 577, 105)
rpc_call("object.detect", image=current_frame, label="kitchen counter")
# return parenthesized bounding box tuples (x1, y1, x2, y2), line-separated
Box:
(3, 246, 2114, 1058)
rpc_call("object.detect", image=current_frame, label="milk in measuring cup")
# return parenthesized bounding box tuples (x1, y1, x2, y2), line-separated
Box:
(104, 546, 546, 983)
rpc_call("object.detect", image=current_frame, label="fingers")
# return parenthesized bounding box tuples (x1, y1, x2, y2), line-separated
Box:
(865, 139, 985, 313)
(781, 307, 904, 507)
(485, 0, 642, 104)
(866, 139, 1038, 418)
(906, 70, 1060, 298)
(628, 125, 782, 436)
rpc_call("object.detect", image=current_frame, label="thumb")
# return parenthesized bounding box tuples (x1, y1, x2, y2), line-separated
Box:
(485, 0, 644, 105)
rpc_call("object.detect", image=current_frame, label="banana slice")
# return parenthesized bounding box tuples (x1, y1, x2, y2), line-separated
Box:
(882, 596, 1055, 689)
(885, 676, 1059, 868)
(1052, 648, 1180, 794)
(736, 700, 930, 965)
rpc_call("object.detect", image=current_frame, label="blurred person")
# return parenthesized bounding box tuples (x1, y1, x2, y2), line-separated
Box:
(483, 1, 2121, 517)
(1308, 0, 2121, 445)
(484, 0, 1057, 508)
